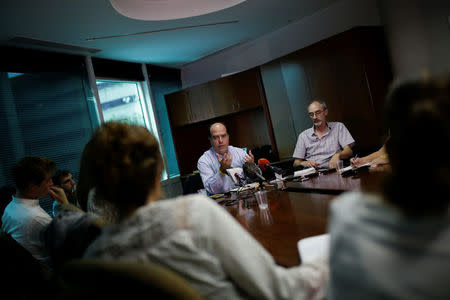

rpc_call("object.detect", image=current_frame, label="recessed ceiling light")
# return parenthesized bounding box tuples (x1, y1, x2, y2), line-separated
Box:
(109, 0, 246, 21)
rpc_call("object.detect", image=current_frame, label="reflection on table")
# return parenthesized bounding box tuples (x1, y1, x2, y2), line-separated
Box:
(217, 168, 389, 267)
(285, 168, 388, 194)
(220, 189, 335, 267)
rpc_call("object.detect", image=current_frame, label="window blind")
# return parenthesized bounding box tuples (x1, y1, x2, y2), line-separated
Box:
(0, 67, 98, 214)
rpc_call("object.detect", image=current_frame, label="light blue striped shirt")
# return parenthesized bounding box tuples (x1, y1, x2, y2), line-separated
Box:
(197, 146, 248, 194)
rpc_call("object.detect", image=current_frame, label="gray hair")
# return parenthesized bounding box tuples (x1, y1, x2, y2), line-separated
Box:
(308, 100, 327, 110)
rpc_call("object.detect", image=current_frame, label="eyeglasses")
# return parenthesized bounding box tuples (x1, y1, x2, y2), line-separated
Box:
(308, 109, 324, 118)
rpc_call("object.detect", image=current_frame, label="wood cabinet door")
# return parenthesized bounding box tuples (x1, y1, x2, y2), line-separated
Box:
(232, 70, 261, 111)
(209, 76, 236, 116)
(165, 90, 191, 127)
(187, 84, 214, 123)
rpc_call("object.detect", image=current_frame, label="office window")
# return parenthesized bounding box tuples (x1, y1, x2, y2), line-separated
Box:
(95, 79, 167, 180)
(0, 70, 96, 214)
(96, 80, 147, 125)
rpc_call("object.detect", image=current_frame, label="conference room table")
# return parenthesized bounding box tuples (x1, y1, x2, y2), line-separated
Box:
(216, 167, 388, 267)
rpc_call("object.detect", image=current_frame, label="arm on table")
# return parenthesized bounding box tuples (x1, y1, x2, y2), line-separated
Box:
(329, 145, 353, 169)
(198, 197, 328, 300)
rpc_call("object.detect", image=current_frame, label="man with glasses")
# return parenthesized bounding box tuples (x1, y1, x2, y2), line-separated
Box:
(52, 170, 77, 206)
(293, 100, 355, 170)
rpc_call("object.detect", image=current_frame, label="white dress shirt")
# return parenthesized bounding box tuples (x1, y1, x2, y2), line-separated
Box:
(197, 146, 249, 194)
(1, 196, 52, 265)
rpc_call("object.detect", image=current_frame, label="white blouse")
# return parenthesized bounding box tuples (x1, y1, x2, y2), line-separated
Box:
(84, 194, 328, 300)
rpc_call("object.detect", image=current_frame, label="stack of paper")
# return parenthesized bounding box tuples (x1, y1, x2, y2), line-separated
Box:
(338, 162, 371, 175)
(293, 167, 317, 178)
(273, 167, 317, 181)
(297, 233, 329, 263)
(229, 182, 259, 193)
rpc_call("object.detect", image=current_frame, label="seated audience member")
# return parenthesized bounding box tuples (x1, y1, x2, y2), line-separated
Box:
(44, 203, 106, 271)
(197, 122, 254, 194)
(83, 122, 328, 300)
(328, 74, 450, 299)
(1, 157, 68, 268)
(351, 144, 389, 167)
(52, 169, 77, 206)
(293, 100, 355, 170)
(0, 185, 16, 226)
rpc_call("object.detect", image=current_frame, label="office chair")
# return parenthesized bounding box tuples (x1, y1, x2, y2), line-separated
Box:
(0, 230, 52, 299)
(57, 258, 205, 299)
(181, 171, 205, 195)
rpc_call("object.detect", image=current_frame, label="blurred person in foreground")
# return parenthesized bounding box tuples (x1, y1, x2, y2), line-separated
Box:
(328, 74, 450, 299)
(82, 121, 328, 300)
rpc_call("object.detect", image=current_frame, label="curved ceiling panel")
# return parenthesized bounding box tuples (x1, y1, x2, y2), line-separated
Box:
(109, 0, 247, 21)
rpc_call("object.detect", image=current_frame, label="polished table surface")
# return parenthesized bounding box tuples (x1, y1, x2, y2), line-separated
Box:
(219, 189, 335, 267)
(218, 168, 389, 267)
(285, 168, 388, 194)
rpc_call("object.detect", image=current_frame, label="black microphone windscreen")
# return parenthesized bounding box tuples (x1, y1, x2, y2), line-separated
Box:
(243, 162, 266, 182)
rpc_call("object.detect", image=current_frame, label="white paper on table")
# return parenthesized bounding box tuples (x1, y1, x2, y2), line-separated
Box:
(229, 182, 259, 192)
(293, 167, 317, 178)
(297, 233, 330, 263)
(338, 162, 371, 175)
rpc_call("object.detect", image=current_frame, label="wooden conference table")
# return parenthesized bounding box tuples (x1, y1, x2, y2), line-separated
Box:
(216, 168, 388, 267)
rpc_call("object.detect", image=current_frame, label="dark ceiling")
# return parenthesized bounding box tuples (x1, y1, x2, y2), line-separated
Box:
(0, 0, 340, 69)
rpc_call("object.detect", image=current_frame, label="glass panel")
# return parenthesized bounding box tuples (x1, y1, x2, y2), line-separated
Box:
(95, 79, 168, 180)
(96, 80, 146, 126)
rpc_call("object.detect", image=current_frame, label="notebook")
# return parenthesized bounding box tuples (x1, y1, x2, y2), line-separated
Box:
(297, 233, 329, 263)
(272, 167, 317, 181)
(338, 163, 371, 175)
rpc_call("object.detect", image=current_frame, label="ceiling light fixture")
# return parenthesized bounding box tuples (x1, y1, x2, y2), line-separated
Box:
(109, 0, 246, 21)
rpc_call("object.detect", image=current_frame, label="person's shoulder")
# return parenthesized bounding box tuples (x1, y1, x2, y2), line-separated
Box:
(331, 191, 367, 221)
(330, 121, 349, 129)
(299, 127, 313, 137)
(329, 121, 343, 127)
(177, 193, 217, 208)
(151, 194, 216, 212)
(198, 148, 214, 162)
(228, 145, 243, 152)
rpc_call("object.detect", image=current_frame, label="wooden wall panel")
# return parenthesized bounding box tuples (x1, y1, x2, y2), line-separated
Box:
(171, 108, 270, 175)
(261, 26, 392, 158)
(166, 68, 274, 175)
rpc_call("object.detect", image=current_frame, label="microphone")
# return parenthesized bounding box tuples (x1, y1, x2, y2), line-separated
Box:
(257, 158, 282, 174)
(243, 162, 266, 182)
(234, 173, 245, 187)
